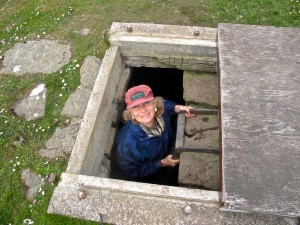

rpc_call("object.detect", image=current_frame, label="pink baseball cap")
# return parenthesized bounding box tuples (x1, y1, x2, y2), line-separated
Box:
(125, 85, 154, 109)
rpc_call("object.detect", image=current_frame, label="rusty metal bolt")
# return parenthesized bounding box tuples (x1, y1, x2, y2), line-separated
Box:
(193, 30, 200, 36)
(184, 205, 192, 214)
(126, 26, 133, 32)
(78, 191, 86, 199)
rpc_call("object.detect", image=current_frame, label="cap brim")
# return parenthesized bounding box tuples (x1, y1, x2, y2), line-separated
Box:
(127, 97, 154, 109)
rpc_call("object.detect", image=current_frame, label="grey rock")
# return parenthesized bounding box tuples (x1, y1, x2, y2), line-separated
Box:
(39, 149, 64, 159)
(14, 83, 47, 121)
(178, 152, 219, 190)
(80, 56, 101, 88)
(47, 173, 56, 184)
(21, 168, 45, 202)
(80, 28, 91, 36)
(61, 85, 92, 118)
(0, 40, 71, 76)
(45, 123, 80, 153)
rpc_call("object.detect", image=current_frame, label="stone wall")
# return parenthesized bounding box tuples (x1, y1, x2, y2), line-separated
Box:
(178, 70, 219, 190)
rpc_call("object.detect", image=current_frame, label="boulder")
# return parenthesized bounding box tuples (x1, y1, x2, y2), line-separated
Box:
(0, 40, 71, 76)
(14, 83, 47, 121)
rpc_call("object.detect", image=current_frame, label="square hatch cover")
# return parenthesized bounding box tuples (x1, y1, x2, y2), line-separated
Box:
(219, 23, 300, 217)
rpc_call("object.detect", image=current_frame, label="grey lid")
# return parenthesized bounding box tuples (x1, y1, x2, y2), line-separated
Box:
(218, 23, 300, 217)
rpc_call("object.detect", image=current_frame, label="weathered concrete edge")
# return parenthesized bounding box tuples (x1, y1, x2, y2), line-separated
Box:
(220, 207, 300, 219)
(109, 22, 217, 40)
(48, 173, 219, 223)
(109, 33, 217, 57)
(109, 22, 217, 72)
(66, 46, 122, 175)
(58, 173, 219, 201)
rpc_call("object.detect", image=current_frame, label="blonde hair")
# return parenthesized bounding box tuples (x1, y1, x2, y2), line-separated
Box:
(122, 97, 164, 124)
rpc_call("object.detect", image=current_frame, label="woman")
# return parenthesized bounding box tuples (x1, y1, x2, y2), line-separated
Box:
(115, 84, 194, 184)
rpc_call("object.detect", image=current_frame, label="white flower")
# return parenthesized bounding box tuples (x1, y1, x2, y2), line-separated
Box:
(59, 94, 63, 97)
(42, 191, 45, 196)
(75, 64, 80, 68)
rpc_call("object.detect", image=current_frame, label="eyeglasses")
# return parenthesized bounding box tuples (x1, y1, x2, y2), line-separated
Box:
(131, 101, 152, 112)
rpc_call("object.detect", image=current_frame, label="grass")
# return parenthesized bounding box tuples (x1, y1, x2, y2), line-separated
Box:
(0, 0, 299, 224)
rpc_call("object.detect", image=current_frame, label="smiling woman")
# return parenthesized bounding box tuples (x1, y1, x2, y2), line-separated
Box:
(114, 84, 194, 185)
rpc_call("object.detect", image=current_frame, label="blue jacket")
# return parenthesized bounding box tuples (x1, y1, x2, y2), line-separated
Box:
(116, 100, 176, 179)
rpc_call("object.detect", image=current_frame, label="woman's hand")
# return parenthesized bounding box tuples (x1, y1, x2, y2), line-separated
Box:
(174, 105, 196, 118)
(160, 155, 180, 167)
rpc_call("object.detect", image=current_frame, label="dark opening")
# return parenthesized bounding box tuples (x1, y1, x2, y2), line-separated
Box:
(110, 67, 184, 186)
(128, 67, 185, 105)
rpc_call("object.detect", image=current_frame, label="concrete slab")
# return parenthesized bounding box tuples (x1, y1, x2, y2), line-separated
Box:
(219, 23, 300, 217)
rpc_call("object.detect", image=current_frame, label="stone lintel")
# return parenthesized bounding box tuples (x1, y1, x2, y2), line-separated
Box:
(109, 22, 217, 72)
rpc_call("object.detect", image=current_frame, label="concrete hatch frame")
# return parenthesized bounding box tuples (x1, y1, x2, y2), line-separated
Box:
(48, 23, 299, 225)
(48, 22, 221, 224)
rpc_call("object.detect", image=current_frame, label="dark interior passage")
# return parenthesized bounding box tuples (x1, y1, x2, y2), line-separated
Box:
(110, 67, 184, 186)
(128, 67, 184, 105)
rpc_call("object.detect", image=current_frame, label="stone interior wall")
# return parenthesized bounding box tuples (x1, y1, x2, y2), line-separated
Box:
(178, 70, 219, 190)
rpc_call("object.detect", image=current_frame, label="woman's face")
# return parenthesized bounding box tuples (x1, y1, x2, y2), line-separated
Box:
(130, 100, 156, 127)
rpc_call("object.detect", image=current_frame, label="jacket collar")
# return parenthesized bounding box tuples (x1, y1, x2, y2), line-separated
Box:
(128, 121, 148, 139)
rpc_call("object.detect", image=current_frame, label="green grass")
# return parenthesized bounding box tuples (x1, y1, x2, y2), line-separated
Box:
(0, 0, 299, 224)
